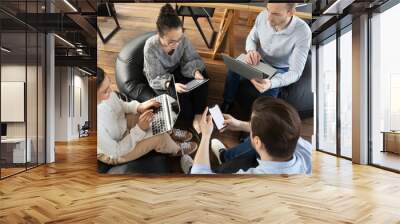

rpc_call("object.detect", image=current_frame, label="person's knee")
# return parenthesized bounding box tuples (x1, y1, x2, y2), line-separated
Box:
(227, 70, 240, 81)
(156, 133, 178, 153)
(151, 134, 165, 149)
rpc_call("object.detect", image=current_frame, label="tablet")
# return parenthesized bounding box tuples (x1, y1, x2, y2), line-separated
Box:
(185, 79, 209, 92)
(209, 105, 226, 130)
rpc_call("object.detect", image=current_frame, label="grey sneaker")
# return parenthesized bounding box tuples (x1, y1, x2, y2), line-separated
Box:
(172, 141, 198, 157)
(180, 155, 193, 174)
(211, 139, 226, 164)
(171, 128, 193, 142)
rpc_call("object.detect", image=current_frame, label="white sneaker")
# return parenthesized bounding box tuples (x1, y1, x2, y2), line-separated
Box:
(180, 154, 193, 174)
(211, 139, 226, 165)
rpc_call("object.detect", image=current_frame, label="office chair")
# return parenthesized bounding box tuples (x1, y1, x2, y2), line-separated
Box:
(176, 5, 217, 49)
(115, 31, 157, 102)
(78, 121, 90, 138)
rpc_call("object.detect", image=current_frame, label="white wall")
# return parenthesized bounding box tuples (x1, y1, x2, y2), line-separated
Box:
(54, 67, 89, 141)
(54, 66, 69, 141)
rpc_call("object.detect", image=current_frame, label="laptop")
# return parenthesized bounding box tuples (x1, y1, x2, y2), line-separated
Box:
(144, 76, 180, 138)
(222, 54, 277, 80)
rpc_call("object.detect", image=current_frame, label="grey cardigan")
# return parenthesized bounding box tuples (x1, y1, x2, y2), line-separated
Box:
(143, 34, 205, 90)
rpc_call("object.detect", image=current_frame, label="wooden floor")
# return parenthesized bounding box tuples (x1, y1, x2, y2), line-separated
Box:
(372, 151, 400, 171)
(1, 135, 400, 223)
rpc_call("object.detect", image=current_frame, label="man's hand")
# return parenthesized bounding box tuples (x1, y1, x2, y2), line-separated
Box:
(221, 114, 243, 132)
(245, 50, 261, 65)
(137, 99, 161, 114)
(194, 70, 204, 80)
(200, 107, 214, 137)
(250, 78, 271, 93)
(137, 109, 153, 131)
(175, 83, 188, 93)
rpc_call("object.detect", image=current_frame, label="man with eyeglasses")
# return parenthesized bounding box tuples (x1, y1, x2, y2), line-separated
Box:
(221, 3, 311, 116)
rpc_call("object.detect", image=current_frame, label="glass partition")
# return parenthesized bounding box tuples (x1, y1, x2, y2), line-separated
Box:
(317, 36, 337, 154)
(0, 0, 46, 179)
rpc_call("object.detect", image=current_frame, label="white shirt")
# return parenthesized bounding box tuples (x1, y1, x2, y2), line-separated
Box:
(246, 10, 312, 89)
(191, 138, 313, 175)
(97, 92, 147, 165)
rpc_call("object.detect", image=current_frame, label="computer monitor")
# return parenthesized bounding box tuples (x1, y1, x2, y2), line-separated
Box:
(1, 123, 7, 137)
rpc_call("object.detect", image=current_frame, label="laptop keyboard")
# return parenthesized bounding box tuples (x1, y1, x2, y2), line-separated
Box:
(151, 95, 169, 135)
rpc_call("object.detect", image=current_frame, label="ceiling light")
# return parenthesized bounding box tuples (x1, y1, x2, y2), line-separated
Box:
(1, 47, 11, 53)
(323, 0, 355, 15)
(78, 67, 93, 76)
(54, 34, 75, 48)
(63, 0, 78, 12)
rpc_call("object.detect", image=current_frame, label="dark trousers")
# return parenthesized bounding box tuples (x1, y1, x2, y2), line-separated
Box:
(223, 68, 288, 117)
(173, 69, 209, 122)
(212, 137, 259, 173)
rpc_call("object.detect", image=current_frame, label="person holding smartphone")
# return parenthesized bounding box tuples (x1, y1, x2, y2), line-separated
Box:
(186, 96, 312, 175)
(143, 3, 208, 134)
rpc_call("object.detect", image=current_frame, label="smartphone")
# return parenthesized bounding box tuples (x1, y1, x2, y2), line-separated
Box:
(209, 105, 226, 130)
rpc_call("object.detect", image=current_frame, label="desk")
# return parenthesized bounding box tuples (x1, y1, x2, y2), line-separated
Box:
(381, 131, 400, 154)
(177, 3, 312, 59)
(1, 138, 32, 164)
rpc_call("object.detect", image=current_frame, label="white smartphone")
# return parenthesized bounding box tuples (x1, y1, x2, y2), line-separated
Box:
(209, 105, 226, 130)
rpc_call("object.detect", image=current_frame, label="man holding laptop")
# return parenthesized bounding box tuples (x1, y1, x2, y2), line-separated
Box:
(221, 2, 311, 114)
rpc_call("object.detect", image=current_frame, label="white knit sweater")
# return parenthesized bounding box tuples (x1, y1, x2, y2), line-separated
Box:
(97, 92, 148, 164)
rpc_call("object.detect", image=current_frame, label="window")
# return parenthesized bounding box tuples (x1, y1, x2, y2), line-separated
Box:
(370, 2, 400, 171)
(339, 28, 352, 158)
(317, 36, 337, 154)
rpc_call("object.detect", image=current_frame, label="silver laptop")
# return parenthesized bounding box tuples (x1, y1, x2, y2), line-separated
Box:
(222, 54, 277, 80)
(144, 76, 180, 138)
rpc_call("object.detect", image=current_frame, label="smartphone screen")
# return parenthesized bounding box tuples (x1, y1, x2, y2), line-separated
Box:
(209, 105, 225, 130)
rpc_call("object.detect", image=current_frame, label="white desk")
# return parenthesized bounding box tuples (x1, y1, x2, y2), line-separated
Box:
(1, 138, 32, 163)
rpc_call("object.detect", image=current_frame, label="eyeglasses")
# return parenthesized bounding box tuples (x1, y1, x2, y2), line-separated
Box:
(165, 36, 184, 46)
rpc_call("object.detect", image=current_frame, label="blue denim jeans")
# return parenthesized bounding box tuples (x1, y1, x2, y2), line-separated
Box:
(222, 67, 289, 104)
(221, 137, 258, 163)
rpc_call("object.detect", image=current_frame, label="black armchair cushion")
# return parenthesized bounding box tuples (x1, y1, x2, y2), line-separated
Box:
(279, 52, 313, 118)
(115, 31, 157, 102)
(97, 151, 171, 174)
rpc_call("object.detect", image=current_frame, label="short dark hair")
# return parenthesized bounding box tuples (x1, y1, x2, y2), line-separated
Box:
(264, 1, 297, 11)
(250, 96, 301, 159)
(97, 67, 105, 90)
(286, 3, 297, 10)
(156, 3, 182, 36)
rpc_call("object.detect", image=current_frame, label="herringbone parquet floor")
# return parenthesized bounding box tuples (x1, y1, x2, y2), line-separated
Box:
(1, 135, 400, 223)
